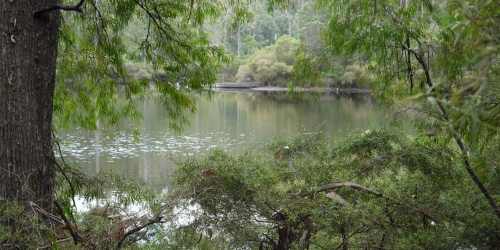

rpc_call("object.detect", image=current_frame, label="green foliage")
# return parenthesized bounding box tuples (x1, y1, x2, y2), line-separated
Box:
(296, 1, 327, 51)
(311, 0, 500, 145)
(123, 60, 154, 81)
(0, 198, 48, 249)
(6, 128, 500, 249)
(54, 0, 232, 133)
(235, 35, 299, 86)
(341, 62, 374, 87)
(208, 0, 298, 57)
(243, 35, 259, 55)
(291, 48, 323, 88)
(172, 129, 500, 249)
(217, 57, 245, 82)
(291, 0, 500, 220)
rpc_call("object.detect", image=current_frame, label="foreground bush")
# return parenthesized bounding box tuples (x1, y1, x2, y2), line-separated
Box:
(173, 129, 500, 249)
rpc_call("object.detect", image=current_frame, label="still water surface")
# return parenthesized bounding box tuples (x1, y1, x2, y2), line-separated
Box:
(58, 91, 388, 185)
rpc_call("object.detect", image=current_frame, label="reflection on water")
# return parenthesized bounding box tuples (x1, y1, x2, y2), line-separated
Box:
(58, 91, 385, 184)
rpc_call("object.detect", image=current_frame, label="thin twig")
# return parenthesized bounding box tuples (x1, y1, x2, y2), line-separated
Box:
(115, 214, 164, 249)
(36, 237, 72, 250)
(52, 131, 77, 208)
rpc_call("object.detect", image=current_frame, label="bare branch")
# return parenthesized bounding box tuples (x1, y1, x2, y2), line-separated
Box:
(34, 0, 86, 19)
(315, 182, 434, 221)
(116, 214, 164, 249)
(316, 182, 383, 197)
(53, 200, 84, 245)
(383, 6, 403, 27)
(52, 131, 77, 208)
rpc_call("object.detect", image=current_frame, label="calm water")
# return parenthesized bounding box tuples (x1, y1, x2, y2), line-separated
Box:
(58, 90, 389, 184)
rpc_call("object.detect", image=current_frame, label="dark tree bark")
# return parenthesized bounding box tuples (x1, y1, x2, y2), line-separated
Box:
(0, 0, 61, 213)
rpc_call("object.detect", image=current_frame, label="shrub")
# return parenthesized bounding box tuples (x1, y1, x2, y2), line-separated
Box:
(235, 35, 299, 86)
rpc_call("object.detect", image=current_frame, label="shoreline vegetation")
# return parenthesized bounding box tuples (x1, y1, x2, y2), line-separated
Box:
(215, 82, 371, 94)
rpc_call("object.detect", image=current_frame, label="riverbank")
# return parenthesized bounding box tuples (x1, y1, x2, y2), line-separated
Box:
(215, 82, 371, 94)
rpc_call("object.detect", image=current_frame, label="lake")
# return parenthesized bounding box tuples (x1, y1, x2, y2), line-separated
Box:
(57, 90, 391, 185)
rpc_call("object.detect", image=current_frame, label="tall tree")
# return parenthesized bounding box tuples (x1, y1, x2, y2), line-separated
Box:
(1, 0, 61, 214)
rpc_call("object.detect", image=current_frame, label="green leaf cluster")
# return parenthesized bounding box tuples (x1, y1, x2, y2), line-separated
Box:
(0, 198, 48, 249)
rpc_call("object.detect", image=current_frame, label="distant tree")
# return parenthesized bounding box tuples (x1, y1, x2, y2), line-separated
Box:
(236, 35, 299, 86)
(296, 1, 326, 51)
(243, 35, 259, 55)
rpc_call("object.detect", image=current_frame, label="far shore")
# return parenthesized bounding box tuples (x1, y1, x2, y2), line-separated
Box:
(215, 82, 371, 94)
(252, 86, 371, 93)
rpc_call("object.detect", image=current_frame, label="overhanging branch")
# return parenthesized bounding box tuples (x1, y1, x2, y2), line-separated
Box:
(317, 181, 383, 197)
(116, 214, 164, 249)
(34, 0, 86, 18)
(316, 181, 434, 221)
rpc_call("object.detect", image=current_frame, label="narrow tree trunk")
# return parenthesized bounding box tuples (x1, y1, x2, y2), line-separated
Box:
(237, 24, 241, 58)
(0, 0, 61, 214)
(406, 34, 414, 94)
(340, 226, 349, 250)
(287, 10, 292, 37)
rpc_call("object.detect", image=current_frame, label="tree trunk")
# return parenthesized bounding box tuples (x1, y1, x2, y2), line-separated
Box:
(237, 24, 241, 57)
(0, 0, 60, 214)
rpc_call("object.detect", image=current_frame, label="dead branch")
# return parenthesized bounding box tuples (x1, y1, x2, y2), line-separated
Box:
(53, 200, 84, 245)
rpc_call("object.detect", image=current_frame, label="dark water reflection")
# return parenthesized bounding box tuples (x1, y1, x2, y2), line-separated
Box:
(58, 91, 389, 184)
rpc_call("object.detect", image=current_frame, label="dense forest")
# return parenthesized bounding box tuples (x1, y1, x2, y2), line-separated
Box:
(1, 0, 499, 249)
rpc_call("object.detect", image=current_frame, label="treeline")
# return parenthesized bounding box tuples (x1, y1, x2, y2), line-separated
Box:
(212, 0, 373, 87)
(121, 0, 372, 88)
